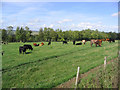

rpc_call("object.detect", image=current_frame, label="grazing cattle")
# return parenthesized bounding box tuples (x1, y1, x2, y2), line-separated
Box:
(106, 38, 115, 43)
(33, 43, 37, 46)
(33, 43, 39, 46)
(106, 38, 110, 42)
(76, 42, 82, 45)
(35, 44, 39, 46)
(48, 41, 51, 45)
(39, 42, 44, 46)
(2, 51, 4, 56)
(101, 39, 105, 41)
(73, 41, 75, 45)
(19, 46, 27, 54)
(63, 41, 68, 44)
(109, 38, 115, 43)
(23, 44, 33, 50)
(82, 40, 86, 45)
(91, 39, 102, 47)
(41, 42, 44, 45)
(1, 41, 8, 45)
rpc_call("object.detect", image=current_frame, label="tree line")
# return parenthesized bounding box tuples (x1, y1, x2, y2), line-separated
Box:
(0, 26, 119, 42)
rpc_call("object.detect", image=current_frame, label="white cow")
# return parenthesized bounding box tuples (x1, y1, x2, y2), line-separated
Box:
(82, 40, 86, 45)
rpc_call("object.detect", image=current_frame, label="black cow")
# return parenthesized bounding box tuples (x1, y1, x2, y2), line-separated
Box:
(48, 41, 51, 45)
(76, 43, 82, 45)
(35, 44, 39, 46)
(63, 41, 68, 44)
(73, 41, 75, 45)
(23, 44, 33, 50)
(2, 51, 4, 56)
(109, 38, 115, 43)
(19, 46, 27, 54)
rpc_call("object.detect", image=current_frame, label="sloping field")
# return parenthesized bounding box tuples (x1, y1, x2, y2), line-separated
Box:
(2, 41, 118, 88)
(78, 58, 118, 88)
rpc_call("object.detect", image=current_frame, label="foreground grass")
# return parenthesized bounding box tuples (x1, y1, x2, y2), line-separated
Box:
(78, 58, 118, 88)
(2, 41, 118, 88)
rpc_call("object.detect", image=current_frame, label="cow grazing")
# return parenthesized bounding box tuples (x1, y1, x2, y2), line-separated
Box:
(33, 43, 39, 46)
(106, 38, 110, 42)
(33, 43, 37, 46)
(63, 41, 68, 44)
(101, 39, 105, 41)
(91, 39, 102, 47)
(109, 38, 115, 43)
(73, 41, 75, 45)
(1, 41, 8, 45)
(76, 42, 82, 45)
(48, 41, 51, 45)
(2, 51, 4, 56)
(23, 44, 33, 50)
(82, 40, 86, 45)
(35, 44, 39, 46)
(39, 42, 44, 46)
(41, 42, 44, 45)
(19, 46, 27, 54)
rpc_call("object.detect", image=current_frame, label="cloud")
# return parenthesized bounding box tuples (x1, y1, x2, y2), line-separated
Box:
(58, 19, 72, 24)
(111, 12, 120, 17)
(49, 24, 54, 28)
(0, 20, 3, 24)
(17, 7, 38, 16)
(67, 22, 118, 32)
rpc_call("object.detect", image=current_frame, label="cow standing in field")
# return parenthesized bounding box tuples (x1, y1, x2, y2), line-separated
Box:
(19, 46, 27, 54)
(73, 41, 75, 45)
(91, 39, 102, 47)
(24, 44, 33, 50)
(1, 51, 4, 56)
(109, 38, 115, 43)
(33, 43, 39, 46)
(63, 41, 68, 44)
(101, 39, 105, 41)
(76, 42, 82, 45)
(82, 40, 86, 45)
(19, 44, 33, 54)
(48, 41, 51, 45)
(39, 42, 44, 46)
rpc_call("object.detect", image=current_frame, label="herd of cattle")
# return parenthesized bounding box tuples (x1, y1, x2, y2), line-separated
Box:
(18, 38, 115, 54)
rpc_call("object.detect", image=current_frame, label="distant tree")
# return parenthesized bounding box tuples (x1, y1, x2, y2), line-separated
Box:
(49, 28, 57, 41)
(20, 27, 26, 42)
(56, 29, 63, 41)
(39, 28, 44, 41)
(34, 35, 39, 42)
(25, 26, 32, 42)
(7, 26, 13, 31)
(7, 26, 15, 42)
(15, 27, 21, 42)
(2, 29, 7, 42)
(111, 32, 117, 39)
(16, 27, 26, 42)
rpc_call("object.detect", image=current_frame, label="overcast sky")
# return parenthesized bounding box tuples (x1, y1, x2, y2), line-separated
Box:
(1, 1, 119, 32)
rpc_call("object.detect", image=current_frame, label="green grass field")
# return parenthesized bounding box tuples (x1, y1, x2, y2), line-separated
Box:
(78, 58, 118, 88)
(2, 41, 118, 88)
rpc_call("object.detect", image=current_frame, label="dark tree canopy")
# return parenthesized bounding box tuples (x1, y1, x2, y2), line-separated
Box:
(0, 26, 119, 42)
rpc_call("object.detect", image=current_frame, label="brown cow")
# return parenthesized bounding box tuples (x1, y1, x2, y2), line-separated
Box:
(106, 38, 110, 42)
(91, 39, 102, 47)
(100, 39, 105, 41)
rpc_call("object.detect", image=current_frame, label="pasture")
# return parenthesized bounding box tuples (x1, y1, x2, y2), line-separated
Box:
(78, 58, 118, 88)
(2, 41, 118, 88)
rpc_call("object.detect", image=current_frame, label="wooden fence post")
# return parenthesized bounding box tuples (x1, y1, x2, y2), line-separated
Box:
(104, 56, 107, 69)
(75, 67, 80, 88)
